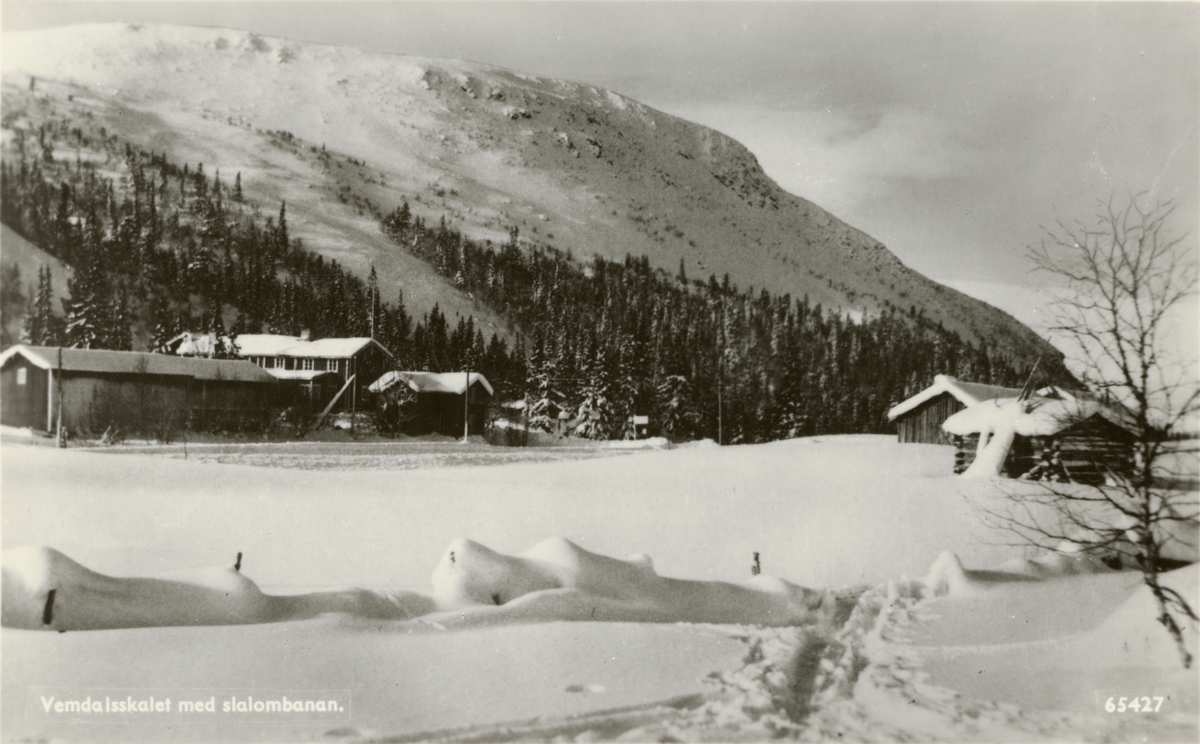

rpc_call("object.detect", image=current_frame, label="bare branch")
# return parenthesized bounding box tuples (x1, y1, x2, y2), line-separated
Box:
(1016, 194, 1199, 668)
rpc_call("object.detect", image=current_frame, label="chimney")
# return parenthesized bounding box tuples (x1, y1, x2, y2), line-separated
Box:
(300, 329, 311, 342)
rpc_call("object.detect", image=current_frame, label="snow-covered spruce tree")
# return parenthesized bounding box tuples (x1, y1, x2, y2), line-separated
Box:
(146, 293, 177, 353)
(63, 247, 114, 349)
(574, 343, 614, 440)
(656, 374, 699, 439)
(275, 201, 289, 257)
(995, 195, 1198, 668)
(615, 335, 645, 439)
(524, 332, 557, 433)
(107, 285, 133, 351)
(21, 265, 65, 346)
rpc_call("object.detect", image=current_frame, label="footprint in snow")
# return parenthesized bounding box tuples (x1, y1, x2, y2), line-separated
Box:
(565, 684, 606, 694)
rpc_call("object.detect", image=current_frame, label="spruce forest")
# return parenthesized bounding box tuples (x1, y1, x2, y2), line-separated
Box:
(0, 117, 1060, 443)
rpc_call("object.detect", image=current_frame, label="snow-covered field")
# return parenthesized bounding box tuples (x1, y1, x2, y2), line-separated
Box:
(2, 435, 1196, 742)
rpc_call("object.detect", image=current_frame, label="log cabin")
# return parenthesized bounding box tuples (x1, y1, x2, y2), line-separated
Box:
(945, 389, 1138, 484)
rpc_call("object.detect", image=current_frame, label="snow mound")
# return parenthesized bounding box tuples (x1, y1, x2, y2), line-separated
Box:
(4, 539, 843, 631)
(923, 549, 1111, 597)
(1, 545, 435, 631)
(429, 536, 837, 627)
(1079, 563, 1199, 669)
(2, 545, 270, 630)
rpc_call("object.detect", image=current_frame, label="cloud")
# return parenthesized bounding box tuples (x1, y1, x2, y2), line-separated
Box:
(786, 107, 987, 210)
(674, 104, 987, 218)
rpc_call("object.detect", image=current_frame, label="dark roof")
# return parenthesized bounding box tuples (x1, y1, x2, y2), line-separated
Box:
(1, 345, 276, 383)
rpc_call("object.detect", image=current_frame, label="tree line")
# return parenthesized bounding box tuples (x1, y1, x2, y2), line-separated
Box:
(378, 198, 1063, 442)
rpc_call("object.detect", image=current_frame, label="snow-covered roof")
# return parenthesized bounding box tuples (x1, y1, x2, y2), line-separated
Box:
(267, 369, 342, 382)
(171, 333, 394, 360)
(226, 334, 303, 357)
(887, 375, 1020, 421)
(942, 395, 1137, 437)
(0, 345, 276, 383)
(369, 370, 493, 396)
(233, 334, 384, 359)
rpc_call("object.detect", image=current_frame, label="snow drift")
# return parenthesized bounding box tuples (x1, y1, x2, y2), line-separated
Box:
(428, 536, 839, 627)
(1, 545, 434, 631)
(921, 548, 1112, 597)
(2, 538, 841, 631)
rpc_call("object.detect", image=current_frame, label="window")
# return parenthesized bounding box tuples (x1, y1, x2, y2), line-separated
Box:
(326, 359, 339, 372)
(16, 367, 27, 385)
(273, 357, 285, 369)
(302, 359, 315, 371)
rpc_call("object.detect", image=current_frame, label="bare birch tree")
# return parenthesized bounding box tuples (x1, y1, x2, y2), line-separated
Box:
(1005, 194, 1198, 667)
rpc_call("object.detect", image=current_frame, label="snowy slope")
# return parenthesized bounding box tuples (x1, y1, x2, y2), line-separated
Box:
(0, 223, 73, 342)
(0, 23, 1058, 364)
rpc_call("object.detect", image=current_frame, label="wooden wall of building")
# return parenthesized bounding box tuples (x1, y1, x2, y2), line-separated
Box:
(53, 375, 273, 435)
(60, 374, 190, 435)
(403, 386, 492, 437)
(189, 379, 275, 431)
(895, 392, 964, 445)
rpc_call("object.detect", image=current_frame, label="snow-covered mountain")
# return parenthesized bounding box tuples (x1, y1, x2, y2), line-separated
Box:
(2, 23, 1055, 364)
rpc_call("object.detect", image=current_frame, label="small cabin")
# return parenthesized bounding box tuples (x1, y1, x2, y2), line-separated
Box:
(887, 375, 1019, 445)
(369, 371, 493, 437)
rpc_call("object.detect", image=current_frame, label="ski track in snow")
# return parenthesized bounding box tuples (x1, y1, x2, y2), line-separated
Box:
(370, 580, 1164, 743)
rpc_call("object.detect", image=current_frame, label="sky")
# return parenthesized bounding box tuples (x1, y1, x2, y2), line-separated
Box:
(2, 1, 1198, 336)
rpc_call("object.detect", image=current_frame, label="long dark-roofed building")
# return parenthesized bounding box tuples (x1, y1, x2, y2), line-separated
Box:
(0, 345, 276, 436)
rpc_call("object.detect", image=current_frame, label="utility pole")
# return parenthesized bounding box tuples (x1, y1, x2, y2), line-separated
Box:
(717, 309, 724, 447)
(56, 347, 64, 448)
(462, 356, 471, 443)
(369, 275, 376, 340)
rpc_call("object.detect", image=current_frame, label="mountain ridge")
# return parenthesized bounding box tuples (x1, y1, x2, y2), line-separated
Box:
(1, 22, 1059, 369)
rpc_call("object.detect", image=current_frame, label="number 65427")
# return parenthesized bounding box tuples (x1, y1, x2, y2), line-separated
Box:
(1099, 693, 1171, 714)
